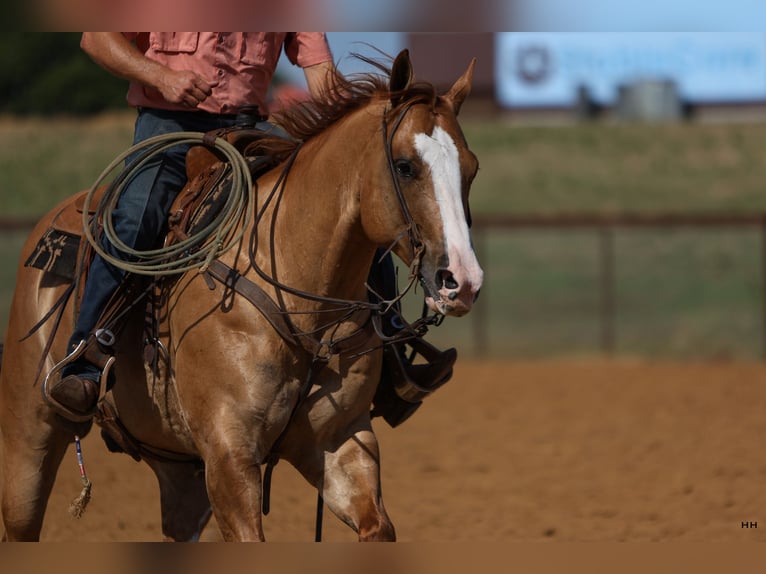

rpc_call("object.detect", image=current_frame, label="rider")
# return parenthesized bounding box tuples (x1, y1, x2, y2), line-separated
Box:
(49, 33, 337, 419)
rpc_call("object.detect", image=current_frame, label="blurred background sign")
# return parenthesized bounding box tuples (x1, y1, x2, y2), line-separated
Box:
(495, 33, 766, 108)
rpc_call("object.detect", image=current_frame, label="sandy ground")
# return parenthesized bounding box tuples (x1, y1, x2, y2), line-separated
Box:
(3, 358, 766, 542)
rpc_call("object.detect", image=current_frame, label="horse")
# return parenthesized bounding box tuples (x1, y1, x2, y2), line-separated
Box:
(0, 50, 483, 541)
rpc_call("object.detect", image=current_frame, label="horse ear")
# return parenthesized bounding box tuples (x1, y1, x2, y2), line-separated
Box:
(389, 49, 413, 106)
(443, 58, 476, 116)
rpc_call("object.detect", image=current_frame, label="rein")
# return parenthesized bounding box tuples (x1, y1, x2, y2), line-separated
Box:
(76, 102, 438, 361)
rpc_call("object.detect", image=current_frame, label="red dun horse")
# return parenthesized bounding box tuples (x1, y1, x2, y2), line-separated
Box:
(0, 51, 482, 541)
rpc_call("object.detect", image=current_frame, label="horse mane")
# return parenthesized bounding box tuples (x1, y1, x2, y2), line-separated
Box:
(247, 54, 438, 161)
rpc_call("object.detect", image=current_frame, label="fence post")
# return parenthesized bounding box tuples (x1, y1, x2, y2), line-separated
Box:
(473, 224, 488, 357)
(599, 226, 616, 355)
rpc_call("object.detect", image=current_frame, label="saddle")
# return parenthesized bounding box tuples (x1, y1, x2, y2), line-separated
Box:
(168, 126, 281, 247)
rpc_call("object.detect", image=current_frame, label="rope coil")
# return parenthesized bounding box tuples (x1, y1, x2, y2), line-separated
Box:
(81, 131, 254, 276)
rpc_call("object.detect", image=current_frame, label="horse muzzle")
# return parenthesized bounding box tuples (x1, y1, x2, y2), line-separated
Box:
(423, 266, 483, 317)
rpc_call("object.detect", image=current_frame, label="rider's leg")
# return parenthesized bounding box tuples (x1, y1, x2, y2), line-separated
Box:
(48, 110, 193, 419)
(49, 108, 266, 419)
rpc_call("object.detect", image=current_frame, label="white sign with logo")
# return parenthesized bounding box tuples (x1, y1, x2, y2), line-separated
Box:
(495, 33, 766, 107)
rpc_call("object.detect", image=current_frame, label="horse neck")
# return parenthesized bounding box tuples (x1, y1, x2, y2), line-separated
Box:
(252, 107, 384, 308)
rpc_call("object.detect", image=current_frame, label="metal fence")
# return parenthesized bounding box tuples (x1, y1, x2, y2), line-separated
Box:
(470, 212, 766, 359)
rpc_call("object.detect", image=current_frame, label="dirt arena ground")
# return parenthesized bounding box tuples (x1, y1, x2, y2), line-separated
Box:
(3, 358, 766, 542)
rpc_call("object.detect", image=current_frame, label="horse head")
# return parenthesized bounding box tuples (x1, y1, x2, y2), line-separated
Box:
(365, 50, 483, 317)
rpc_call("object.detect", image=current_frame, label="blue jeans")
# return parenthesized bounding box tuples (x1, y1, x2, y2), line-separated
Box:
(68, 108, 276, 352)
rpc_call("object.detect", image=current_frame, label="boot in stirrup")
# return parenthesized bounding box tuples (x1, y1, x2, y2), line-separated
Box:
(43, 331, 116, 422)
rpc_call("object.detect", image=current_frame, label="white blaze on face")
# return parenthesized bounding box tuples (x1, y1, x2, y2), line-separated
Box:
(414, 126, 483, 296)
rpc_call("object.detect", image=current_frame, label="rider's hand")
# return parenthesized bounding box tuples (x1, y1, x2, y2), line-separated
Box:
(156, 70, 213, 108)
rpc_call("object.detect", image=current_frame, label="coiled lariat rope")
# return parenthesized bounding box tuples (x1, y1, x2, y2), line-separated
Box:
(81, 131, 253, 276)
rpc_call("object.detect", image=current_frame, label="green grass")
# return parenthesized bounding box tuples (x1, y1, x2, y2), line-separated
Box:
(0, 112, 135, 216)
(2, 113, 766, 359)
(463, 121, 766, 215)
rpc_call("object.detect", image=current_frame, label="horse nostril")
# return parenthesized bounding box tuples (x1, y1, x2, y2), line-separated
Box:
(474, 288, 481, 302)
(436, 269, 459, 290)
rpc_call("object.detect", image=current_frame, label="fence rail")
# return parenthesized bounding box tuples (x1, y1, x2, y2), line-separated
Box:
(472, 212, 766, 228)
(0, 217, 38, 231)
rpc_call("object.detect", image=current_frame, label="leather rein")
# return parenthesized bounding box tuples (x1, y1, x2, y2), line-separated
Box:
(205, 100, 441, 362)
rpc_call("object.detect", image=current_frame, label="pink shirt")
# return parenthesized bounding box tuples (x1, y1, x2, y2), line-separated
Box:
(123, 32, 333, 115)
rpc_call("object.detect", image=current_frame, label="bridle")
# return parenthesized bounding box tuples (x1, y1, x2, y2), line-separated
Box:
(380, 100, 426, 287)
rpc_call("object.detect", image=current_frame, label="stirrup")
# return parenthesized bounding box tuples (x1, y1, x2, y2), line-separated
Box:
(42, 336, 116, 423)
(372, 337, 457, 427)
(387, 337, 457, 403)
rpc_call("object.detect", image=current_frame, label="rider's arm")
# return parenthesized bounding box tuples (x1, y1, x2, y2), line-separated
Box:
(302, 60, 337, 102)
(80, 32, 212, 108)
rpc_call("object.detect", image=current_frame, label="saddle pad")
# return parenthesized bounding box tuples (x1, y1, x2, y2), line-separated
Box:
(24, 227, 81, 281)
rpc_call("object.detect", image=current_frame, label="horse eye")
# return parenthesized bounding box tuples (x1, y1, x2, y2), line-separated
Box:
(395, 159, 416, 179)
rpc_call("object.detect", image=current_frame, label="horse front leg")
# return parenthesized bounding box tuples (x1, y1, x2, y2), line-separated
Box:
(200, 432, 266, 541)
(319, 428, 396, 541)
(186, 387, 299, 541)
(171, 330, 278, 541)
